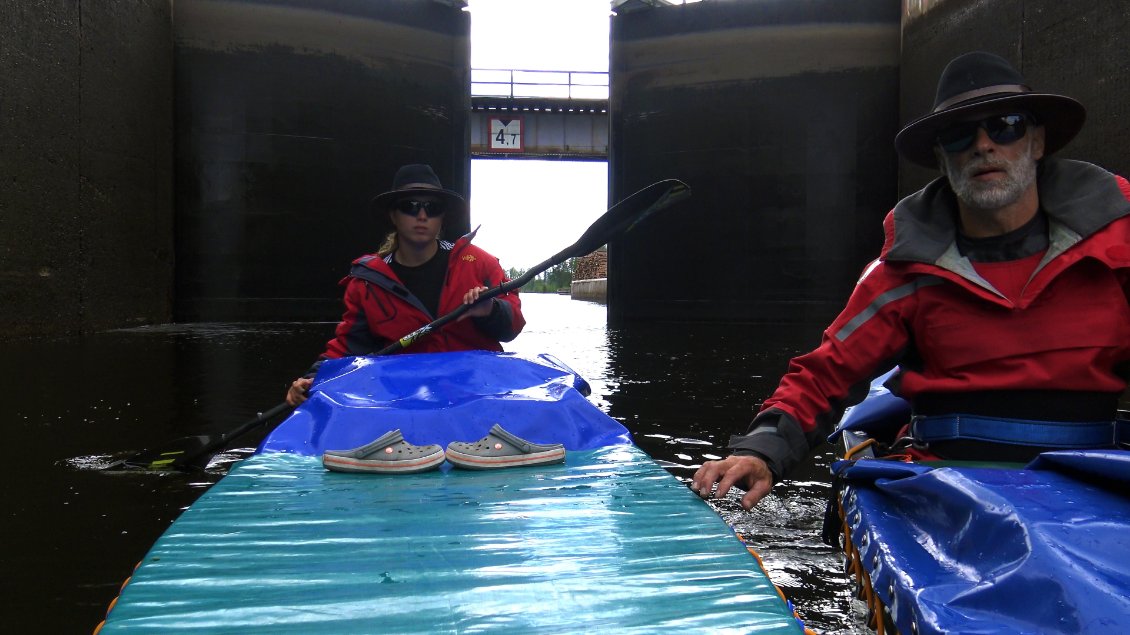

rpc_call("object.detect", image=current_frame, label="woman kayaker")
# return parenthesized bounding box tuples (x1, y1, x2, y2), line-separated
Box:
(285, 164, 525, 406)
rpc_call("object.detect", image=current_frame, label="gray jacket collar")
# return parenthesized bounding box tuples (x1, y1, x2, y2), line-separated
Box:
(885, 158, 1130, 266)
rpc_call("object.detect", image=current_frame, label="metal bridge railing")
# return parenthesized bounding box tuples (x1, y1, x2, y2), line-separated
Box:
(471, 68, 609, 100)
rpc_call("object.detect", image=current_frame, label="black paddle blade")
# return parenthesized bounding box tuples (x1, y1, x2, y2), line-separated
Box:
(106, 402, 293, 471)
(108, 435, 213, 470)
(569, 178, 690, 258)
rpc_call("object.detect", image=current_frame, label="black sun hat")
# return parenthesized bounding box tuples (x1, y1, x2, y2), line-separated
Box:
(894, 51, 1086, 168)
(370, 164, 468, 240)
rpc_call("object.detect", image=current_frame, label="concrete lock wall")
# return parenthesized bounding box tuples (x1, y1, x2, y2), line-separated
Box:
(5, 0, 1125, 336)
(607, 0, 902, 327)
(173, 0, 471, 321)
(572, 278, 608, 303)
(1, 0, 175, 338)
(1, 0, 469, 335)
(898, 0, 1130, 195)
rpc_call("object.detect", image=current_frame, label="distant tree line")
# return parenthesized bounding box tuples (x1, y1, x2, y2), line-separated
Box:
(507, 260, 574, 293)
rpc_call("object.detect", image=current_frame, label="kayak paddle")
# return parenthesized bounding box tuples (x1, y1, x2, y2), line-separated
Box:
(107, 178, 691, 470)
(379, 178, 691, 355)
(104, 402, 295, 471)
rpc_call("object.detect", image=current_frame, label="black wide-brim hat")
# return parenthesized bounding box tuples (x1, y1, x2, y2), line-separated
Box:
(894, 51, 1086, 168)
(370, 164, 468, 240)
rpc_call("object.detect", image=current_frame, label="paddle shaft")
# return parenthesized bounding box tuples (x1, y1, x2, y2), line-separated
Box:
(195, 401, 292, 457)
(375, 238, 577, 354)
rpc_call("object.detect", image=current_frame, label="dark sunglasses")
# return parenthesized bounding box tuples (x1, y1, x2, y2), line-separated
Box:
(394, 199, 446, 218)
(936, 113, 1031, 154)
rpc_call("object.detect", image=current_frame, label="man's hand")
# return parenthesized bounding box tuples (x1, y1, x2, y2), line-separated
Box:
(691, 454, 774, 510)
(286, 377, 313, 407)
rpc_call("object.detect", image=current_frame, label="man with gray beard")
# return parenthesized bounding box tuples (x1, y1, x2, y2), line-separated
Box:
(939, 122, 1038, 214)
(694, 51, 1130, 509)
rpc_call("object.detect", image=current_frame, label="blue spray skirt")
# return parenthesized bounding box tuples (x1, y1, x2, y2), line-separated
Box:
(830, 373, 1130, 634)
(258, 351, 633, 456)
(100, 351, 804, 633)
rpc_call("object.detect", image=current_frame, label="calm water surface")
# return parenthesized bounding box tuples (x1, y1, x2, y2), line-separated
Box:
(4, 293, 868, 633)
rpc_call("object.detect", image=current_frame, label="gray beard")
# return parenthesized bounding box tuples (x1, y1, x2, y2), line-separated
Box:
(942, 139, 1038, 211)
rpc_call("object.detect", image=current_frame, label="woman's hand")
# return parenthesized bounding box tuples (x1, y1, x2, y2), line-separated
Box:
(460, 286, 495, 319)
(286, 377, 314, 406)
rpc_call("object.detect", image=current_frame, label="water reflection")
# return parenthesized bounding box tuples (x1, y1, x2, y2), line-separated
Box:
(5, 293, 867, 633)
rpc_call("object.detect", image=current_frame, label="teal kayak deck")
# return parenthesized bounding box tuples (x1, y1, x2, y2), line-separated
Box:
(101, 352, 804, 633)
(102, 448, 802, 633)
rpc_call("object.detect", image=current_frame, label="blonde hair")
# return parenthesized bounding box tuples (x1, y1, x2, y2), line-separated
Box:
(377, 232, 398, 256)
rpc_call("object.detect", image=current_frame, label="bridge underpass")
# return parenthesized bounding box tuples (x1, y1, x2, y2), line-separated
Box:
(468, 69, 610, 300)
(470, 69, 608, 160)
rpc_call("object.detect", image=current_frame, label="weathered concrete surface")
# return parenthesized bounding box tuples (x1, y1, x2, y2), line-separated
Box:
(898, 0, 1130, 194)
(571, 278, 608, 303)
(609, 0, 901, 326)
(172, 0, 471, 321)
(1, 0, 174, 337)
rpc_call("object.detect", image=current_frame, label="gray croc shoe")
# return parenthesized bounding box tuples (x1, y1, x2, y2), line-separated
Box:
(445, 424, 566, 470)
(322, 429, 445, 474)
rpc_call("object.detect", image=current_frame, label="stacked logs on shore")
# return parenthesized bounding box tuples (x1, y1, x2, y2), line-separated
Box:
(572, 248, 607, 280)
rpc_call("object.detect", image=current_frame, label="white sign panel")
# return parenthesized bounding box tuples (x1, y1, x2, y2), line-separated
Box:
(488, 116, 523, 152)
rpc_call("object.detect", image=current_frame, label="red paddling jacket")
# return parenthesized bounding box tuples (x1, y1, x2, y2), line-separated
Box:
(730, 158, 1130, 477)
(316, 235, 525, 368)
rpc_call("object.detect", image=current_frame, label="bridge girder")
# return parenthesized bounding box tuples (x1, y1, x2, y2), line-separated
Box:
(470, 96, 609, 160)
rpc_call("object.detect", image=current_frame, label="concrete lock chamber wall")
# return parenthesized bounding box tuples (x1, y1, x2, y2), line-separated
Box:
(1, 0, 174, 337)
(173, 0, 471, 321)
(607, 0, 902, 327)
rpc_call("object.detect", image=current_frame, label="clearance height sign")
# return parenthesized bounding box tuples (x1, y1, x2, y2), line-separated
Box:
(489, 117, 523, 152)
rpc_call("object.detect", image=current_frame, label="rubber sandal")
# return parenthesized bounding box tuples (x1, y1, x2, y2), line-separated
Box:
(322, 429, 445, 474)
(445, 424, 566, 470)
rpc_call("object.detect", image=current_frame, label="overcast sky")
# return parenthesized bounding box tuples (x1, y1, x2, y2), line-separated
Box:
(464, 0, 612, 271)
(468, 0, 612, 72)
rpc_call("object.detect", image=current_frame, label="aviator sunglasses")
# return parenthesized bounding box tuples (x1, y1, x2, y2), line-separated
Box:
(936, 113, 1032, 154)
(394, 199, 446, 218)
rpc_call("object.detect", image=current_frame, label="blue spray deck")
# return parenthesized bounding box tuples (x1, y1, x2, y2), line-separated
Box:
(99, 352, 805, 633)
(830, 372, 1130, 634)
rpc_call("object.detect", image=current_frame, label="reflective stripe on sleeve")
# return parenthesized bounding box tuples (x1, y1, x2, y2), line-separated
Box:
(834, 276, 944, 342)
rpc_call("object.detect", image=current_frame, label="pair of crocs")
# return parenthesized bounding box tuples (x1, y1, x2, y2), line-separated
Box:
(321, 425, 566, 474)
